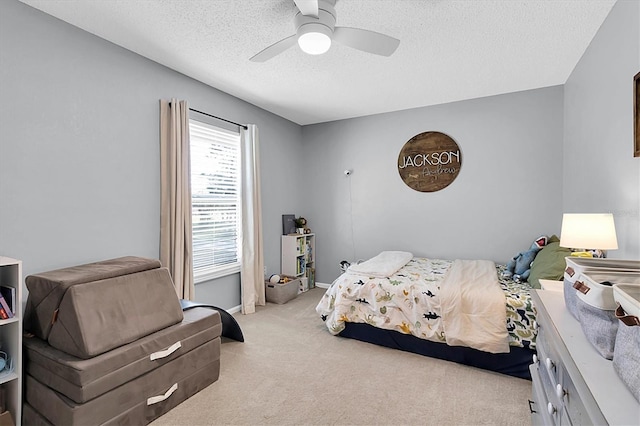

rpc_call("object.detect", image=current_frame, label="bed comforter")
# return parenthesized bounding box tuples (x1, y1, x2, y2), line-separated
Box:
(316, 258, 536, 352)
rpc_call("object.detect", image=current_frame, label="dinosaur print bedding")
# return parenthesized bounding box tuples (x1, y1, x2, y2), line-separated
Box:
(316, 258, 536, 351)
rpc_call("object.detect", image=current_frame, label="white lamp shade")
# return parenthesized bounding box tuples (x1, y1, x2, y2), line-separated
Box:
(559, 213, 618, 250)
(297, 23, 332, 55)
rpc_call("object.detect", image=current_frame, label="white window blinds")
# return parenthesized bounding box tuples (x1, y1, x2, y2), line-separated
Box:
(189, 119, 241, 282)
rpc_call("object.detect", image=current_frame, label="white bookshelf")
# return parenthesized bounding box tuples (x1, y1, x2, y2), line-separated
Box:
(281, 233, 315, 290)
(0, 256, 22, 426)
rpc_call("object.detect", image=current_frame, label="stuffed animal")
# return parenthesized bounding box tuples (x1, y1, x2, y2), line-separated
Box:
(502, 236, 548, 283)
(339, 259, 364, 273)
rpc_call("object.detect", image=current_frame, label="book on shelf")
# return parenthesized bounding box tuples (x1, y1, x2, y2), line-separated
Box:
(307, 267, 315, 289)
(297, 257, 305, 275)
(0, 287, 15, 316)
(0, 295, 12, 319)
(305, 242, 312, 262)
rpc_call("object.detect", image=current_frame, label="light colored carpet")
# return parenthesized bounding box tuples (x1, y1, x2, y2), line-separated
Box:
(151, 287, 532, 426)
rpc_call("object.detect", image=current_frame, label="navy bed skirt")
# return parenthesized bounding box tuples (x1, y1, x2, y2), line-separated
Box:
(339, 322, 534, 380)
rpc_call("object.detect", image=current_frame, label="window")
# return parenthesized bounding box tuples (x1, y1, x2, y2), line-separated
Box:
(189, 119, 241, 282)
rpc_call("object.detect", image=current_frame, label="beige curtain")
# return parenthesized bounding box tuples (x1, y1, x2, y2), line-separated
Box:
(240, 124, 265, 314)
(159, 99, 195, 300)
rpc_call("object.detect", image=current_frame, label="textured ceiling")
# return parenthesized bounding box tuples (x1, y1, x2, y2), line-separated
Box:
(20, 0, 616, 125)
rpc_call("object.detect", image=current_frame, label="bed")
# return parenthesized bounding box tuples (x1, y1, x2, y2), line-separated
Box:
(316, 253, 536, 379)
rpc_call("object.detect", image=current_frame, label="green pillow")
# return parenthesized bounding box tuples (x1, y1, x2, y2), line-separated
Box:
(528, 237, 571, 289)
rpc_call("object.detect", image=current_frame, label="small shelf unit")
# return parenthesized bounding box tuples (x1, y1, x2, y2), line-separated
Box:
(0, 256, 22, 426)
(281, 233, 315, 291)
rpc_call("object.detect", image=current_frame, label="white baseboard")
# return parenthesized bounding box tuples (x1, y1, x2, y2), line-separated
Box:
(231, 284, 329, 315)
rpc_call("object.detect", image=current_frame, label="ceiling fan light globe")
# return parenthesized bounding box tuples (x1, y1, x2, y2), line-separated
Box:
(297, 22, 333, 55)
(298, 32, 331, 54)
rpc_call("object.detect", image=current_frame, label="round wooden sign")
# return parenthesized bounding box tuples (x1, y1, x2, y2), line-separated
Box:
(397, 131, 462, 192)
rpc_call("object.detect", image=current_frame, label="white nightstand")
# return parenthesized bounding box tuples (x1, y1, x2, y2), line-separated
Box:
(539, 279, 563, 292)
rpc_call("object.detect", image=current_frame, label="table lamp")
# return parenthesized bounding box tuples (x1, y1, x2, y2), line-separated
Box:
(559, 213, 618, 258)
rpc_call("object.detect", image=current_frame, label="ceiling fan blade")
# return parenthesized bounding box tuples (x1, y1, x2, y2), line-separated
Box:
(249, 35, 297, 62)
(293, 0, 319, 17)
(333, 27, 400, 56)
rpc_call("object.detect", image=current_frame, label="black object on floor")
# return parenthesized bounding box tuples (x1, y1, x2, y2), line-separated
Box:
(180, 299, 245, 342)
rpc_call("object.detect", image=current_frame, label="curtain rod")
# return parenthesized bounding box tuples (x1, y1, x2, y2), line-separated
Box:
(189, 108, 248, 130)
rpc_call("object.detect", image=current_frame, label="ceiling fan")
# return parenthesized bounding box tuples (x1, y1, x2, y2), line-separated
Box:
(249, 0, 400, 62)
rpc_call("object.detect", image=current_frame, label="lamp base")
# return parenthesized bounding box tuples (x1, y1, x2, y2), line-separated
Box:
(570, 249, 606, 258)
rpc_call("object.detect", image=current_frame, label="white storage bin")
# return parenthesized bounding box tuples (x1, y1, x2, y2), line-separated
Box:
(575, 271, 640, 359)
(612, 284, 640, 402)
(563, 258, 640, 320)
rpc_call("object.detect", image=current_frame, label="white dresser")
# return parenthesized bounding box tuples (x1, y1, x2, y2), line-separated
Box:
(530, 288, 639, 425)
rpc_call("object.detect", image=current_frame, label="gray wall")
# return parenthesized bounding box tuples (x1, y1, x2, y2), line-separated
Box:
(2, 0, 638, 306)
(563, 0, 640, 259)
(302, 87, 565, 283)
(0, 0, 303, 309)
